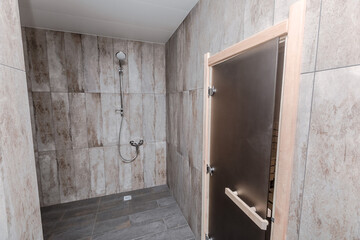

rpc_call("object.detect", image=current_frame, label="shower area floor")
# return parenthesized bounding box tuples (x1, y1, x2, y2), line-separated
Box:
(41, 185, 195, 240)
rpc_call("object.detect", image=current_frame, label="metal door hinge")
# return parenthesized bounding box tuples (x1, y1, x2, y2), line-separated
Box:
(206, 164, 215, 176)
(208, 86, 216, 96)
(205, 234, 213, 240)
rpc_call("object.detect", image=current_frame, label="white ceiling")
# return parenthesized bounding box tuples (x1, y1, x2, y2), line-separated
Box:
(18, 0, 199, 43)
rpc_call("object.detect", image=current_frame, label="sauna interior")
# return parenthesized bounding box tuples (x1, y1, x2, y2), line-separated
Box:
(1, 0, 359, 239)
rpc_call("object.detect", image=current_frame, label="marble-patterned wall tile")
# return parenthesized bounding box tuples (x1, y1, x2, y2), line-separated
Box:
(104, 146, 119, 194)
(69, 93, 88, 149)
(142, 94, 155, 143)
(188, 89, 203, 171)
(32, 92, 55, 151)
(155, 142, 167, 185)
(0, 0, 25, 70)
(189, 167, 202, 240)
(82, 35, 100, 93)
(28, 92, 38, 152)
(51, 93, 72, 150)
(141, 43, 155, 93)
(143, 143, 156, 188)
(101, 93, 118, 146)
(65, 33, 85, 92)
(155, 94, 166, 142)
(131, 147, 144, 190)
(175, 24, 185, 92)
(316, 0, 360, 71)
(129, 94, 143, 140)
(38, 151, 59, 206)
(89, 147, 106, 197)
(73, 148, 90, 200)
(57, 150, 76, 203)
(98, 37, 115, 93)
(128, 41, 142, 93)
(154, 44, 166, 94)
(243, 0, 274, 38)
(86, 93, 103, 147)
(46, 31, 67, 92)
(299, 66, 360, 239)
(287, 73, 314, 240)
(178, 91, 189, 157)
(113, 39, 129, 94)
(25, 28, 50, 92)
(118, 145, 133, 192)
(34, 152, 43, 206)
(21, 28, 32, 91)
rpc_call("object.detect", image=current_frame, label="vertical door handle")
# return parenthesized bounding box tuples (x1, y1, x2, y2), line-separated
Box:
(225, 188, 269, 230)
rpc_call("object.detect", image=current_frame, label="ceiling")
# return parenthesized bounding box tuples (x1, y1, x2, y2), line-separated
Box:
(18, 0, 199, 43)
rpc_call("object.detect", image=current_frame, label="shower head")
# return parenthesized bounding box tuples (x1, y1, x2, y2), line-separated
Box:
(115, 51, 126, 61)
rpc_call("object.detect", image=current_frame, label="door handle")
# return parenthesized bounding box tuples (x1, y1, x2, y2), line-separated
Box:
(225, 188, 269, 230)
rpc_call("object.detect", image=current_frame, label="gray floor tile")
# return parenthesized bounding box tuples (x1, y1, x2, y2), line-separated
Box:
(40, 185, 194, 240)
(93, 220, 167, 240)
(93, 216, 131, 235)
(136, 225, 195, 240)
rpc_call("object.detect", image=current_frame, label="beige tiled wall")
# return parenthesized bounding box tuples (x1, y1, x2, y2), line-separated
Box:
(23, 28, 167, 207)
(166, 0, 360, 239)
(0, 0, 43, 239)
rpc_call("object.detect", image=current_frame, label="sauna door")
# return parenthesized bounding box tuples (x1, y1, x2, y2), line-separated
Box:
(208, 38, 279, 240)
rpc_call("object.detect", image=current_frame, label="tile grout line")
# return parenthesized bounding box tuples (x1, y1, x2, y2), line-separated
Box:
(301, 62, 360, 75)
(0, 62, 26, 72)
(91, 197, 102, 238)
(297, 0, 323, 239)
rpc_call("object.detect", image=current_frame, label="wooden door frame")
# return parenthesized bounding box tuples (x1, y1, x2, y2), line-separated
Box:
(201, 1, 306, 239)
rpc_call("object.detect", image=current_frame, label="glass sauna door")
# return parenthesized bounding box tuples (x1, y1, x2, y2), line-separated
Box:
(208, 38, 279, 240)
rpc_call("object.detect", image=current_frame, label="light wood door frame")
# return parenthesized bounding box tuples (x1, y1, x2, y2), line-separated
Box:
(201, 1, 306, 239)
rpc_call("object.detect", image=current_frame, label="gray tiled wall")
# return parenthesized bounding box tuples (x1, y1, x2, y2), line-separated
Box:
(166, 0, 360, 239)
(23, 28, 167, 207)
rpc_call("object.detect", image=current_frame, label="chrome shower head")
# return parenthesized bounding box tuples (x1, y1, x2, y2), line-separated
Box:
(115, 51, 126, 61)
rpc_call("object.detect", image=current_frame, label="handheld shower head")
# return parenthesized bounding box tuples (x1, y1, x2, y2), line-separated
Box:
(115, 51, 126, 61)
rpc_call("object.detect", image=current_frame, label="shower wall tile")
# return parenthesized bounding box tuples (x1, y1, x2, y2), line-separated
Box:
(21, 28, 32, 91)
(69, 93, 88, 149)
(101, 93, 118, 146)
(73, 148, 90, 200)
(26, 28, 50, 92)
(154, 44, 166, 94)
(89, 147, 106, 197)
(143, 143, 156, 188)
(243, 0, 274, 39)
(118, 145, 133, 192)
(155, 94, 166, 142)
(142, 94, 155, 143)
(38, 151, 59, 206)
(287, 73, 314, 240)
(141, 43, 155, 93)
(32, 92, 55, 151)
(46, 31, 67, 92)
(28, 92, 38, 151)
(128, 41, 142, 93)
(104, 146, 120, 195)
(299, 66, 360, 239)
(86, 93, 103, 147)
(82, 35, 100, 93)
(51, 93, 72, 150)
(0, 0, 25, 70)
(155, 142, 167, 185)
(57, 150, 76, 203)
(316, 0, 360, 71)
(25, 28, 166, 206)
(129, 94, 143, 140)
(34, 152, 43, 206)
(65, 33, 85, 92)
(98, 37, 115, 93)
(131, 148, 145, 190)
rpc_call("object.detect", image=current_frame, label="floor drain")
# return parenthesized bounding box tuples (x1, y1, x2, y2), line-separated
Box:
(124, 195, 132, 201)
